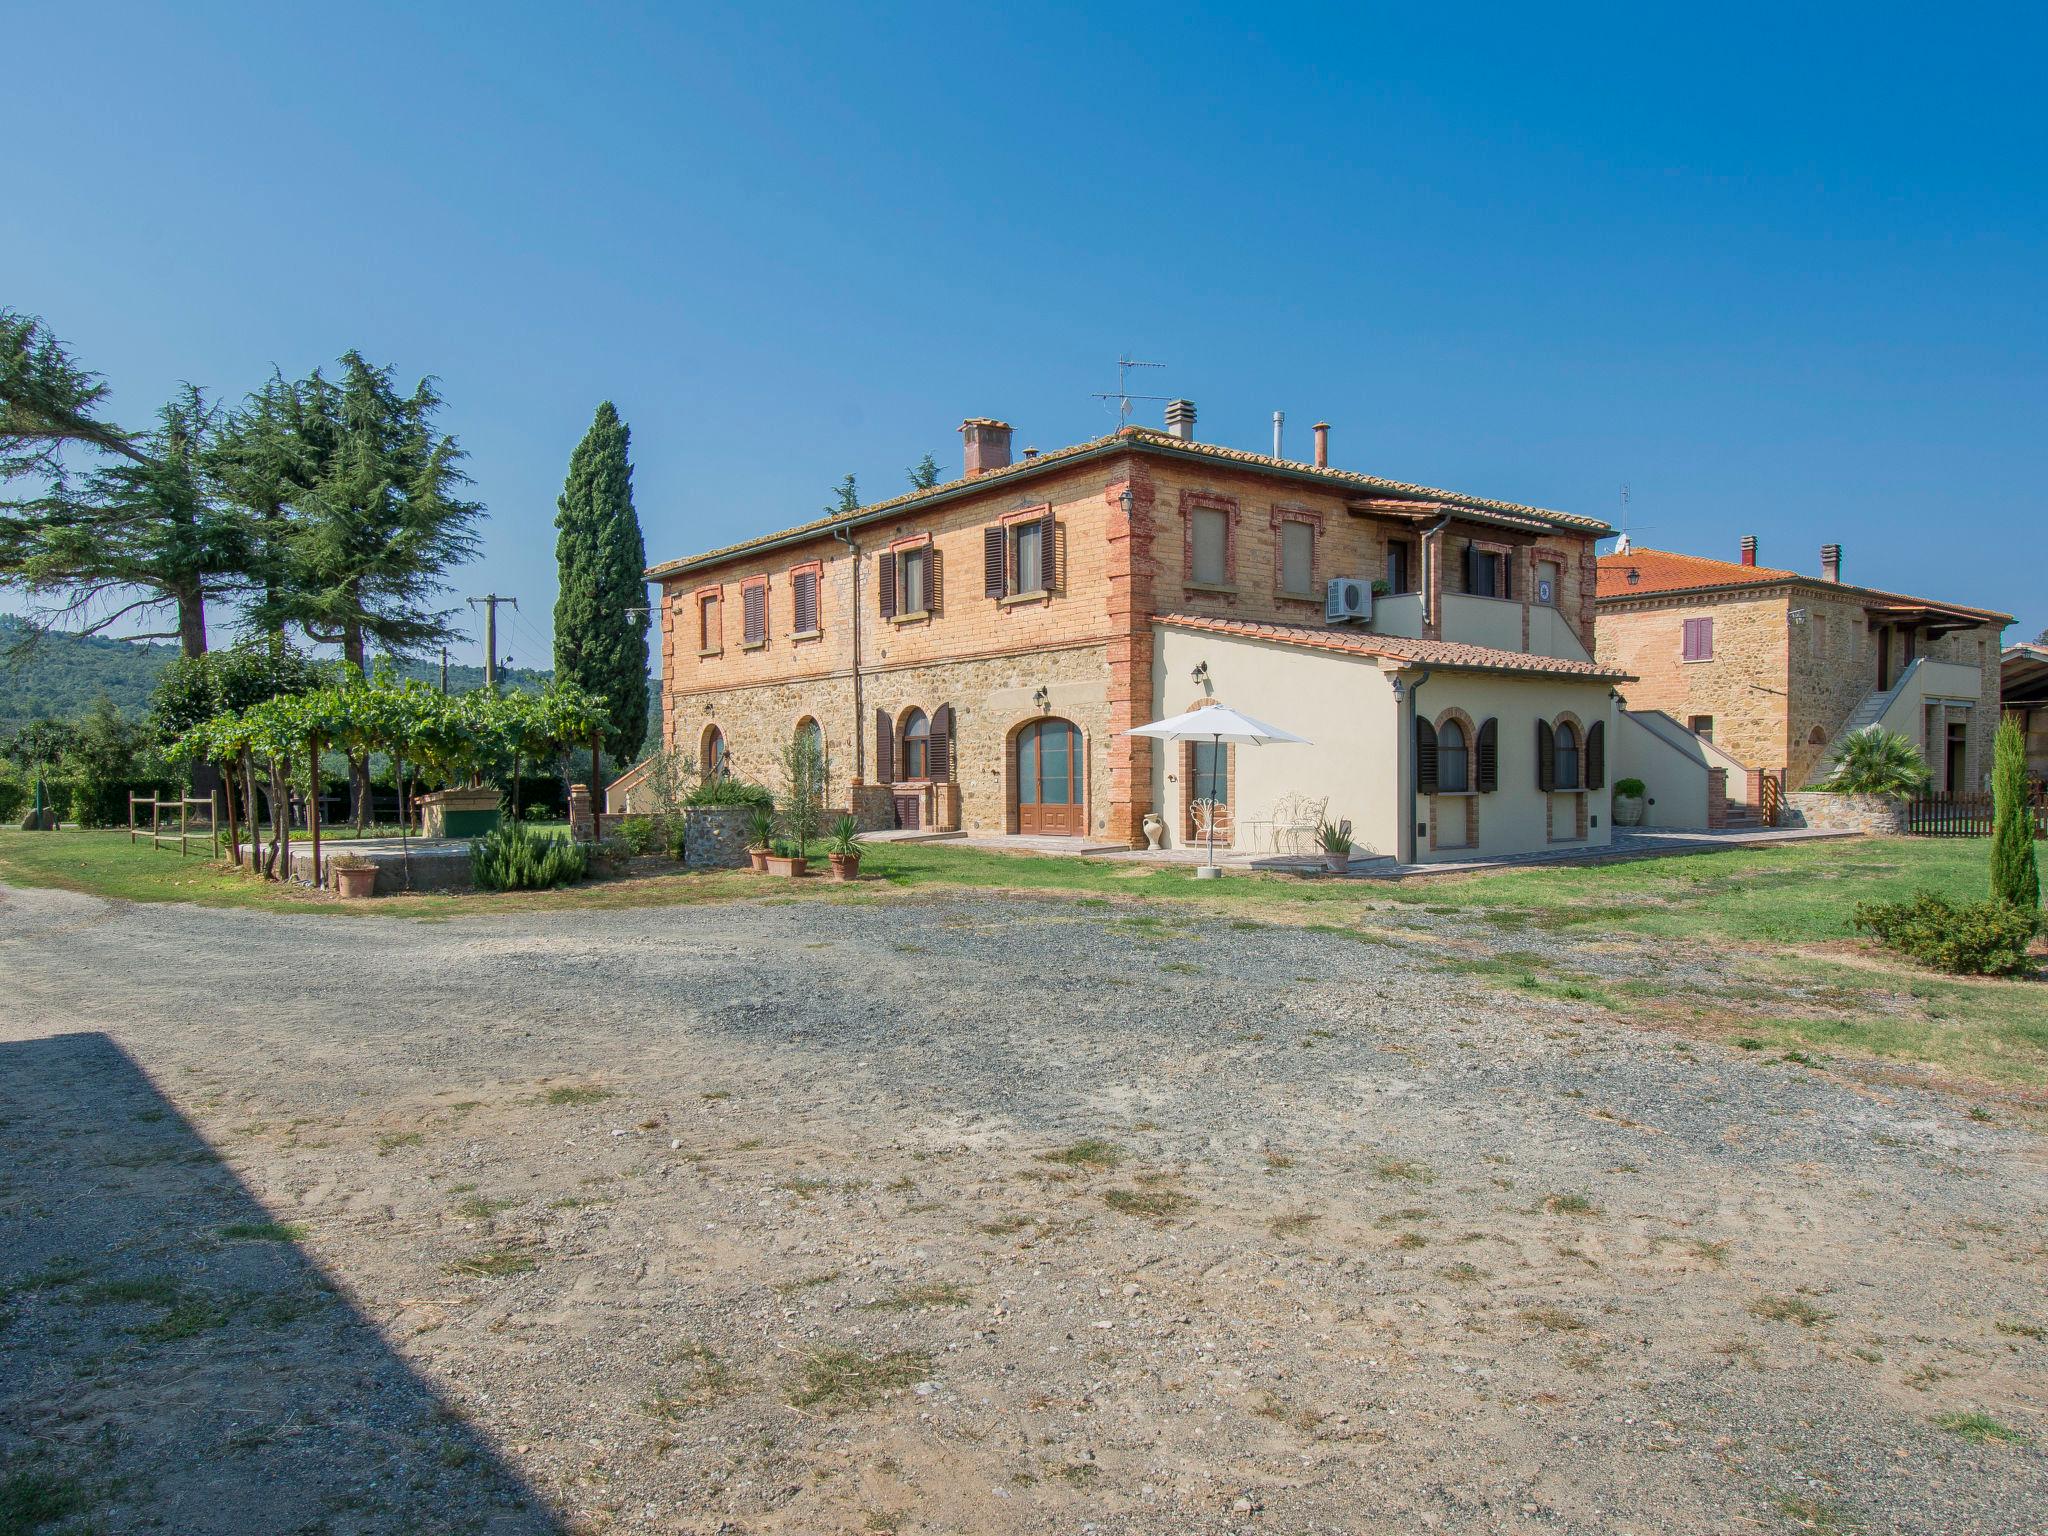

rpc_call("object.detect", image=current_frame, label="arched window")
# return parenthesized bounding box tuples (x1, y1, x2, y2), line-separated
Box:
(1554, 721, 1580, 789)
(1438, 720, 1469, 792)
(900, 708, 931, 779)
(702, 725, 727, 779)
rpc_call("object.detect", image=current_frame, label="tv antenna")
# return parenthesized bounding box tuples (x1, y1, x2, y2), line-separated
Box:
(1090, 355, 1170, 426)
(1610, 482, 1654, 554)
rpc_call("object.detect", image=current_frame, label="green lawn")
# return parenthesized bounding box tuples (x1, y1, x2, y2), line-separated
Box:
(3, 829, 2042, 1093)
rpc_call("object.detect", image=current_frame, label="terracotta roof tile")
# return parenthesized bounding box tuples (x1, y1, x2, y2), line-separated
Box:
(1596, 548, 2011, 623)
(647, 427, 1610, 580)
(1155, 613, 1631, 681)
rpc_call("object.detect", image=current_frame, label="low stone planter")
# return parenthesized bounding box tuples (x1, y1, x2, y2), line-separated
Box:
(764, 853, 809, 877)
(1612, 793, 1646, 827)
(1782, 790, 1905, 834)
(681, 805, 755, 869)
(420, 786, 502, 840)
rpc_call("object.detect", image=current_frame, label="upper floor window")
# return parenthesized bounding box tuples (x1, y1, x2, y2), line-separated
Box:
(1464, 543, 1509, 598)
(791, 568, 820, 635)
(1279, 520, 1314, 597)
(1386, 541, 1414, 595)
(698, 592, 721, 653)
(985, 512, 1055, 599)
(1682, 616, 1714, 661)
(742, 581, 767, 646)
(879, 544, 940, 619)
(1191, 507, 1230, 586)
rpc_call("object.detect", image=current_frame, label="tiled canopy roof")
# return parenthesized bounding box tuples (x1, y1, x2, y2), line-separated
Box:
(647, 426, 1610, 580)
(1596, 548, 2011, 623)
(1155, 613, 1631, 681)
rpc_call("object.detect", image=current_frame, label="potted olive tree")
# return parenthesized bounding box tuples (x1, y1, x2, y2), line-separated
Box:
(826, 815, 862, 882)
(1612, 777, 1647, 827)
(766, 730, 827, 876)
(746, 806, 774, 873)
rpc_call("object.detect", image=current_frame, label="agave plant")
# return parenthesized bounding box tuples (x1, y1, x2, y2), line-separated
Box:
(1825, 726, 1932, 796)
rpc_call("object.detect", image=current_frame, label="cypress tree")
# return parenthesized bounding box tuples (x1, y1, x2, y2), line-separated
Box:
(1989, 713, 2040, 916)
(552, 402, 650, 775)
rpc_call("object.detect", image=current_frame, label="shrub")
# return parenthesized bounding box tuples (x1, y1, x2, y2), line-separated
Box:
(471, 820, 589, 892)
(1613, 778, 1646, 798)
(616, 816, 656, 855)
(683, 776, 773, 809)
(1825, 726, 1932, 796)
(1852, 890, 2039, 976)
(1990, 714, 2041, 914)
(827, 814, 860, 858)
(0, 762, 27, 822)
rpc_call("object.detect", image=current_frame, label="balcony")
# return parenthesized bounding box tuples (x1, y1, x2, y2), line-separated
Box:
(1372, 591, 1589, 663)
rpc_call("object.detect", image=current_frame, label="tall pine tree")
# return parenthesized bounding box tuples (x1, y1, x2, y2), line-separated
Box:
(553, 402, 650, 776)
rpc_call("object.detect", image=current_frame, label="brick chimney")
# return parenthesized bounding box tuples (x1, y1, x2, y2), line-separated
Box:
(1820, 542, 1842, 584)
(959, 418, 1013, 477)
(1739, 534, 1757, 566)
(1164, 399, 1197, 441)
(1313, 421, 1330, 468)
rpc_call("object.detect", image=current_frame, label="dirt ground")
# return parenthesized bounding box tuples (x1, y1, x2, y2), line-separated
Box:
(2, 880, 2044, 1535)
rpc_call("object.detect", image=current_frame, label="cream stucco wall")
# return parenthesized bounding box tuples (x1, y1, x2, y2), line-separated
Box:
(1613, 710, 1714, 827)
(1152, 626, 1618, 865)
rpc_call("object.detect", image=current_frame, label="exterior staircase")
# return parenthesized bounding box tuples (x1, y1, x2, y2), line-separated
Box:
(1819, 658, 1922, 770)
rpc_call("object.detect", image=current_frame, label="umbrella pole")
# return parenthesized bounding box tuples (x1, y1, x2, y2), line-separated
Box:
(1207, 732, 1219, 868)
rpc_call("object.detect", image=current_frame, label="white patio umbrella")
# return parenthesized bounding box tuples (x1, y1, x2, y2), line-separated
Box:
(1124, 704, 1312, 875)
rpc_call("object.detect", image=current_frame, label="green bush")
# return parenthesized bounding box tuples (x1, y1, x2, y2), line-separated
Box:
(471, 819, 589, 892)
(0, 763, 25, 822)
(1613, 778, 1646, 798)
(683, 777, 773, 809)
(1826, 725, 1932, 796)
(616, 815, 656, 855)
(1852, 890, 2040, 976)
(1990, 714, 2040, 913)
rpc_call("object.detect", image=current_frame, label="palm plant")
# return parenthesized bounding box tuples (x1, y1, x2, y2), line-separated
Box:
(1825, 726, 1932, 796)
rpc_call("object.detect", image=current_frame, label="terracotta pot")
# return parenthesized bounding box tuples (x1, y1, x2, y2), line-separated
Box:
(1322, 851, 1350, 874)
(764, 853, 808, 877)
(334, 865, 378, 899)
(748, 848, 771, 873)
(827, 852, 861, 882)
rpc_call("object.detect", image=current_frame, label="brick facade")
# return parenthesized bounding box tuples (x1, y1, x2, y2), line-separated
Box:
(652, 428, 1605, 844)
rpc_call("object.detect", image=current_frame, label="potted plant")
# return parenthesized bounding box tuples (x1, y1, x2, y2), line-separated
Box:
(330, 852, 379, 899)
(746, 806, 774, 873)
(825, 815, 862, 882)
(764, 837, 809, 878)
(1315, 818, 1353, 874)
(1612, 777, 1647, 827)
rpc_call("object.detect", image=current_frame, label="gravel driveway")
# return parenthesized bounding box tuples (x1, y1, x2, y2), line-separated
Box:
(2, 880, 2043, 1535)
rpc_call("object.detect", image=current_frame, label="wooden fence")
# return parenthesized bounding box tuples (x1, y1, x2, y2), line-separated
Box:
(1901, 790, 2048, 838)
(129, 791, 220, 857)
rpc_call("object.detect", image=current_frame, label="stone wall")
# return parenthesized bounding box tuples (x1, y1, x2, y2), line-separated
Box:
(681, 805, 753, 868)
(1599, 592, 1791, 776)
(1782, 789, 1906, 834)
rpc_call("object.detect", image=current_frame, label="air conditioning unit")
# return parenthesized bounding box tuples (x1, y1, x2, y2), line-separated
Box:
(1324, 577, 1372, 625)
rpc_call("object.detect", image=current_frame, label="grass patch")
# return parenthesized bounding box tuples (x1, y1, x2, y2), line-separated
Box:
(1102, 1187, 1192, 1218)
(447, 1250, 538, 1278)
(864, 1280, 974, 1311)
(1545, 1192, 1598, 1216)
(452, 1196, 518, 1221)
(1038, 1138, 1121, 1170)
(1750, 1293, 1833, 1328)
(1268, 1210, 1320, 1238)
(0, 1464, 93, 1533)
(1931, 1410, 2031, 1446)
(1373, 1157, 1434, 1184)
(1520, 1305, 1585, 1332)
(541, 1085, 614, 1106)
(788, 1347, 931, 1413)
(219, 1221, 307, 1242)
(374, 1131, 424, 1155)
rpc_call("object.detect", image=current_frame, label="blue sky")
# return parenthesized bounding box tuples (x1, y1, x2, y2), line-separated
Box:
(8, 1, 2045, 668)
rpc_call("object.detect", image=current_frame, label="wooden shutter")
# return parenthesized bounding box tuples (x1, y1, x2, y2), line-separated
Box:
(743, 583, 766, 644)
(1415, 718, 1439, 795)
(984, 526, 1007, 597)
(793, 570, 818, 633)
(1683, 616, 1713, 661)
(1475, 718, 1498, 792)
(1040, 508, 1058, 591)
(1462, 542, 1476, 592)
(1536, 719, 1556, 792)
(929, 704, 952, 781)
(1585, 720, 1605, 790)
(878, 552, 898, 618)
(927, 547, 942, 613)
(874, 708, 895, 784)
(1500, 553, 1514, 600)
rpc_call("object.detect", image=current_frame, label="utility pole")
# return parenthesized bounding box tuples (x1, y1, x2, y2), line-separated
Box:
(466, 594, 517, 688)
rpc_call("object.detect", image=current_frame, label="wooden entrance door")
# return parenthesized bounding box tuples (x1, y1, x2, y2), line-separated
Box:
(1016, 718, 1083, 835)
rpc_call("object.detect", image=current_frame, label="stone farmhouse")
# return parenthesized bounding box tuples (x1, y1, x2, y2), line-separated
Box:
(640, 405, 1636, 865)
(2002, 641, 2048, 783)
(1595, 539, 2010, 801)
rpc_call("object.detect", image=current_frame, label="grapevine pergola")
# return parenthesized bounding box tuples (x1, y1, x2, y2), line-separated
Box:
(172, 678, 608, 887)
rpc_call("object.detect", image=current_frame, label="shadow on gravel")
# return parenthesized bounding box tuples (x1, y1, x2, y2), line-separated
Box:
(0, 1032, 563, 1535)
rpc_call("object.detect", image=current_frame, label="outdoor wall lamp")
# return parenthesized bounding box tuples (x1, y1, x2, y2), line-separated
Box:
(1190, 660, 1209, 685)
(1032, 685, 1050, 708)
(1388, 676, 1405, 700)
(1118, 488, 1133, 516)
